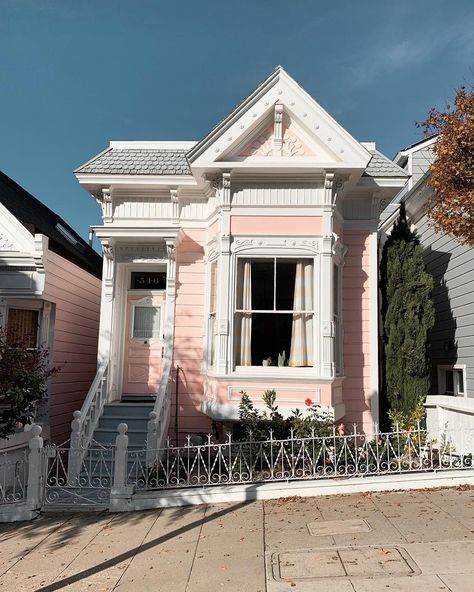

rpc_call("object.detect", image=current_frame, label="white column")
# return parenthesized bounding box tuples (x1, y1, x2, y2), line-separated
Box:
(321, 172, 336, 379)
(369, 228, 379, 429)
(97, 243, 115, 368)
(163, 240, 177, 373)
(216, 172, 231, 374)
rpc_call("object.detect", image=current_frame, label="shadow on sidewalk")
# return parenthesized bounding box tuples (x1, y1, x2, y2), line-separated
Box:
(35, 501, 252, 592)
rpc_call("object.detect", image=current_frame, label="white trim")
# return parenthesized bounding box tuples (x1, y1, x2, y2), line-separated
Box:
(369, 230, 379, 429)
(109, 141, 197, 150)
(437, 364, 467, 397)
(112, 470, 474, 510)
(75, 174, 197, 186)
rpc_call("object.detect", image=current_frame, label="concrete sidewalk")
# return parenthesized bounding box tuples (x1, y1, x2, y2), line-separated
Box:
(0, 487, 473, 591)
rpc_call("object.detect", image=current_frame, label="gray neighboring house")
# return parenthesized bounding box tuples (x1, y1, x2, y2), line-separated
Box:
(380, 136, 474, 452)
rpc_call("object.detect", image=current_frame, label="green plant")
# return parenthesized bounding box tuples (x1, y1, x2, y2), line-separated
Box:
(380, 204, 435, 418)
(0, 328, 60, 439)
(237, 390, 336, 441)
(388, 396, 426, 432)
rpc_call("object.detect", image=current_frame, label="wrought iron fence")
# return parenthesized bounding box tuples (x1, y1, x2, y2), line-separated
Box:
(127, 425, 474, 491)
(43, 441, 115, 508)
(0, 449, 28, 504)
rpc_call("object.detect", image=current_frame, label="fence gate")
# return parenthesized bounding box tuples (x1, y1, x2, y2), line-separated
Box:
(43, 442, 114, 510)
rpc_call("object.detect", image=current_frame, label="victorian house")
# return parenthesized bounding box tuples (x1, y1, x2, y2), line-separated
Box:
(73, 67, 407, 450)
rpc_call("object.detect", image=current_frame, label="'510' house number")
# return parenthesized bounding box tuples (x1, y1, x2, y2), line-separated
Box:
(130, 272, 167, 290)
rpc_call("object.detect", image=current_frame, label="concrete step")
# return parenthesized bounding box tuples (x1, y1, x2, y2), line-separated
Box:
(121, 394, 156, 403)
(98, 416, 149, 431)
(102, 403, 154, 418)
(93, 427, 148, 447)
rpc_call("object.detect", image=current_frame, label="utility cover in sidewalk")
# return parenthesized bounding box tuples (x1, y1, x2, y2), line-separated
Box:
(307, 518, 371, 536)
(272, 546, 420, 582)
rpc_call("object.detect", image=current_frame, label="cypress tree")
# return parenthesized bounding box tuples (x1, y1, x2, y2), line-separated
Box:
(380, 204, 435, 417)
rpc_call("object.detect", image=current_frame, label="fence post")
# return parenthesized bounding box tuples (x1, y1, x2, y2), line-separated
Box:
(110, 423, 134, 512)
(26, 424, 43, 510)
(67, 410, 82, 483)
(146, 412, 157, 466)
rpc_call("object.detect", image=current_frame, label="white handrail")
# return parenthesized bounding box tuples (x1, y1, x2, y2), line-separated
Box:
(146, 360, 172, 464)
(70, 362, 108, 450)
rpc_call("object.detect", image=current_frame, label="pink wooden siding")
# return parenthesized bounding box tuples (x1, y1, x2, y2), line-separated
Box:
(342, 230, 372, 430)
(43, 250, 101, 443)
(173, 229, 211, 440)
(230, 216, 322, 235)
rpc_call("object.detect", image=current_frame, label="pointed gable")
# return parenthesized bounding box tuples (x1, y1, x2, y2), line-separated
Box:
(188, 66, 371, 174)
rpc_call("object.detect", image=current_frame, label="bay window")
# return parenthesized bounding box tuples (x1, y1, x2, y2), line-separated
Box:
(234, 258, 314, 368)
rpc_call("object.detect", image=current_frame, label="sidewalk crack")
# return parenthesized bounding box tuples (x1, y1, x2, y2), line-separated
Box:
(184, 504, 207, 592)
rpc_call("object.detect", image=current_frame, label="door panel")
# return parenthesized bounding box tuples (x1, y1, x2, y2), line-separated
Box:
(122, 295, 164, 394)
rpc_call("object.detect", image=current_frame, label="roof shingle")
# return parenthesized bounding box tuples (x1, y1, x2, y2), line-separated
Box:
(74, 148, 191, 175)
(364, 150, 408, 178)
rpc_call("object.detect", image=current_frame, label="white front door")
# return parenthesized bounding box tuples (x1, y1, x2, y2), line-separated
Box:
(122, 295, 164, 395)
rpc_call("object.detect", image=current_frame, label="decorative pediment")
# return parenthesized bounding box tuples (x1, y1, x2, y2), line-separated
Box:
(188, 66, 371, 173)
(0, 203, 36, 254)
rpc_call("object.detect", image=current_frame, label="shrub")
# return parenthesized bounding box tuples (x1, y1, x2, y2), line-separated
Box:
(0, 328, 60, 439)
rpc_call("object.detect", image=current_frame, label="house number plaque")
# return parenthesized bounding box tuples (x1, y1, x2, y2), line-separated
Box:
(130, 272, 167, 290)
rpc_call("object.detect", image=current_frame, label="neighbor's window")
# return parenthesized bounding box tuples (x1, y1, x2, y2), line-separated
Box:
(7, 308, 39, 348)
(132, 306, 161, 339)
(439, 366, 466, 396)
(234, 258, 314, 368)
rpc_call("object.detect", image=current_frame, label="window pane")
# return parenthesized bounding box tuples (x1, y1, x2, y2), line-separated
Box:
(251, 260, 274, 310)
(445, 370, 454, 393)
(456, 370, 465, 394)
(133, 306, 161, 339)
(8, 309, 39, 347)
(251, 312, 293, 365)
(276, 261, 296, 310)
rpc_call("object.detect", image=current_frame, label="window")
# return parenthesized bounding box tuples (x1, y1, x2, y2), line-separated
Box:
(234, 258, 314, 368)
(208, 261, 218, 366)
(7, 308, 39, 348)
(438, 365, 466, 396)
(131, 306, 161, 339)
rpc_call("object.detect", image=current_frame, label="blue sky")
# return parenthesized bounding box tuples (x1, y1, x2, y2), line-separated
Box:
(1, 0, 473, 241)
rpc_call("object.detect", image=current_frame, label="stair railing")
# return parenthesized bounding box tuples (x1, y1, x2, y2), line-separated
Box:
(68, 362, 109, 480)
(146, 359, 172, 465)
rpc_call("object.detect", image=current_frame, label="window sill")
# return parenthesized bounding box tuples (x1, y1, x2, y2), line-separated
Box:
(205, 367, 345, 384)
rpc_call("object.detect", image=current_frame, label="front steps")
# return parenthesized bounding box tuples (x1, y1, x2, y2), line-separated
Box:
(92, 394, 156, 448)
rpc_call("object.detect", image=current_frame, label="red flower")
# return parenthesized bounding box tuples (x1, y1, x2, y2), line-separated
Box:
(305, 398, 312, 407)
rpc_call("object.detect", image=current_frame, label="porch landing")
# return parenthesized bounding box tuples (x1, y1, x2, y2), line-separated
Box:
(1, 486, 473, 591)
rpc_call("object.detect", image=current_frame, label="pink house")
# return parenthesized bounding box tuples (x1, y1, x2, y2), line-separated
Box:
(0, 171, 102, 448)
(73, 67, 407, 451)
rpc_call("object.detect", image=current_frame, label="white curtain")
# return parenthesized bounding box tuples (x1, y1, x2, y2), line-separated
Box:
(240, 261, 252, 365)
(289, 261, 313, 367)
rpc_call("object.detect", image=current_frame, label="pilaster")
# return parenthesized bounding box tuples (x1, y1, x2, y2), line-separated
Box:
(170, 188, 180, 225)
(216, 172, 232, 374)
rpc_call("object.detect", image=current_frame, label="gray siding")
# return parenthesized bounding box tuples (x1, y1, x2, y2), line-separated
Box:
(416, 214, 474, 398)
(411, 146, 434, 185)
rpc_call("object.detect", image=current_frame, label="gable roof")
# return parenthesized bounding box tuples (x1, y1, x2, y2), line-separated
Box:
(364, 150, 408, 178)
(0, 171, 102, 278)
(75, 147, 192, 176)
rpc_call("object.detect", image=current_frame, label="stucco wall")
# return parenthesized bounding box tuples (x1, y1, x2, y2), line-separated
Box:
(342, 230, 373, 430)
(43, 250, 101, 443)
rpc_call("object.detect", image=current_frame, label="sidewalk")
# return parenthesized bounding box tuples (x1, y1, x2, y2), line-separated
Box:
(0, 486, 473, 591)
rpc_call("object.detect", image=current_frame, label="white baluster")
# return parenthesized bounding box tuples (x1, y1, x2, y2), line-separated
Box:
(26, 425, 43, 509)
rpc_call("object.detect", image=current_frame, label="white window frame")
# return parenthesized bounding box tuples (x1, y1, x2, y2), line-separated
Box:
(129, 301, 163, 342)
(207, 259, 218, 368)
(232, 254, 317, 374)
(437, 364, 467, 397)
